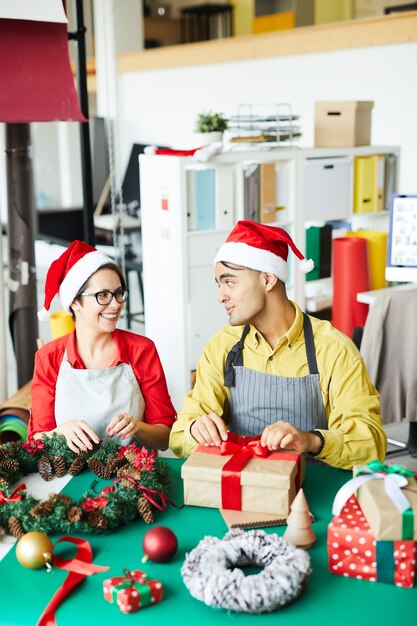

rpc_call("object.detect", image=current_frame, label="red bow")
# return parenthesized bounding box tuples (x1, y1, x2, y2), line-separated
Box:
(0, 483, 26, 504)
(37, 536, 109, 626)
(197, 433, 301, 510)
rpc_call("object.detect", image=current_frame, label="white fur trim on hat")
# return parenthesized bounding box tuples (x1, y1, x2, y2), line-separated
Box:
(59, 250, 115, 313)
(299, 258, 314, 273)
(37, 307, 51, 322)
(214, 241, 288, 282)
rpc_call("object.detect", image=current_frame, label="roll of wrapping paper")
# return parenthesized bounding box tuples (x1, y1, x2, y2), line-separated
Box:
(346, 230, 387, 290)
(0, 412, 28, 443)
(332, 237, 370, 338)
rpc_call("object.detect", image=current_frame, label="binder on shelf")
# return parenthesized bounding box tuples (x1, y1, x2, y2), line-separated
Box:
(259, 162, 277, 223)
(319, 223, 333, 279)
(353, 155, 385, 213)
(383, 153, 397, 210)
(215, 167, 235, 229)
(275, 167, 290, 223)
(188, 168, 216, 230)
(244, 163, 260, 222)
(305, 225, 321, 282)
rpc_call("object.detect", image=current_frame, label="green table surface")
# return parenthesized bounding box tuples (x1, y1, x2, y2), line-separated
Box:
(0, 459, 415, 626)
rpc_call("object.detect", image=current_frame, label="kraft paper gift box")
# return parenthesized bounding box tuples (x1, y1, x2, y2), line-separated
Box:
(328, 494, 416, 588)
(181, 434, 304, 516)
(103, 569, 163, 614)
(352, 463, 417, 541)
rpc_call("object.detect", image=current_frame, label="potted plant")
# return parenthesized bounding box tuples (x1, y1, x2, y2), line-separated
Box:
(194, 111, 228, 144)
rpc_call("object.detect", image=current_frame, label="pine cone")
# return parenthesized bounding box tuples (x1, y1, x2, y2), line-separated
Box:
(37, 456, 53, 481)
(52, 456, 66, 478)
(8, 516, 25, 540)
(107, 454, 127, 473)
(123, 449, 136, 464)
(0, 476, 9, 489)
(116, 466, 142, 482)
(67, 506, 83, 523)
(54, 493, 74, 507)
(87, 510, 108, 529)
(0, 458, 19, 473)
(31, 498, 56, 517)
(0, 525, 5, 536)
(87, 458, 112, 480)
(68, 456, 86, 476)
(137, 496, 153, 524)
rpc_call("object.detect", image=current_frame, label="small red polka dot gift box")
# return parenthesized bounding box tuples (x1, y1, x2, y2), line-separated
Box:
(328, 495, 416, 588)
(103, 569, 163, 613)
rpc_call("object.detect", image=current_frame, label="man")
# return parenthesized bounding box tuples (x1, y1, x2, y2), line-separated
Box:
(169, 220, 386, 469)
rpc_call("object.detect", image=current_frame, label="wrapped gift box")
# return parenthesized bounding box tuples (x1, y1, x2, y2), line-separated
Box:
(328, 495, 416, 588)
(103, 569, 163, 613)
(353, 466, 417, 541)
(181, 436, 304, 516)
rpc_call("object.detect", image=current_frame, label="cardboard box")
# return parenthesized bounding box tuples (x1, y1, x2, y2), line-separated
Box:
(328, 495, 416, 588)
(181, 442, 304, 516)
(314, 101, 374, 147)
(354, 470, 417, 541)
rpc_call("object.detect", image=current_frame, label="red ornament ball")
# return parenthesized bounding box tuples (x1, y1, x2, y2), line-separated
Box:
(142, 526, 178, 563)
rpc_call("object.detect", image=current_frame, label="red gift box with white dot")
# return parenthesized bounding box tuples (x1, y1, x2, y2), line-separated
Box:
(103, 569, 163, 613)
(328, 495, 416, 588)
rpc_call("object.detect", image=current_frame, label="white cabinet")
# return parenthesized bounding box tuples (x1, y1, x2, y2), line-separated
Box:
(139, 145, 399, 410)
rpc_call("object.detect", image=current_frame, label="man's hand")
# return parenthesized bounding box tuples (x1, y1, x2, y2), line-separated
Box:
(261, 421, 322, 455)
(53, 420, 100, 454)
(190, 413, 228, 447)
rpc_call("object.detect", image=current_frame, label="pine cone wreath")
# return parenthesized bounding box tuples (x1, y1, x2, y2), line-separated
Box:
(68, 456, 86, 476)
(67, 506, 83, 523)
(37, 456, 53, 481)
(137, 496, 154, 524)
(87, 458, 112, 480)
(31, 498, 56, 517)
(0, 458, 19, 473)
(8, 516, 25, 540)
(87, 510, 108, 529)
(52, 456, 67, 478)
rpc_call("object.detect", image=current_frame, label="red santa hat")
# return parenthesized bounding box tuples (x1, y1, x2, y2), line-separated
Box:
(213, 220, 314, 281)
(37, 240, 115, 321)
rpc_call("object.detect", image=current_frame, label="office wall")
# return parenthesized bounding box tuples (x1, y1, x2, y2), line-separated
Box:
(117, 41, 417, 193)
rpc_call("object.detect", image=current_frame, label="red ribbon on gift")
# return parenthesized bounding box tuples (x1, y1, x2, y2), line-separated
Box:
(196, 433, 302, 511)
(37, 536, 110, 626)
(0, 483, 26, 504)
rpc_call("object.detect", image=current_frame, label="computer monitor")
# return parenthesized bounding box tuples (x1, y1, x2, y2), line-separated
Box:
(385, 193, 417, 283)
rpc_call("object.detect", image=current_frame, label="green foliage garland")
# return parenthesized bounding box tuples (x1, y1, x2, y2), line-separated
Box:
(0, 435, 170, 537)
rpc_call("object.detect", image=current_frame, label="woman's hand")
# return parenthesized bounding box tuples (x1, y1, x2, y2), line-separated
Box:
(106, 413, 139, 440)
(53, 420, 100, 454)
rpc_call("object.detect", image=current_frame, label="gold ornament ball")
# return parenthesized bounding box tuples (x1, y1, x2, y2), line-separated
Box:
(15, 531, 53, 569)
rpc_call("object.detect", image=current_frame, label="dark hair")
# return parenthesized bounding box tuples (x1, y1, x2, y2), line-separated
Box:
(69, 262, 127, 320)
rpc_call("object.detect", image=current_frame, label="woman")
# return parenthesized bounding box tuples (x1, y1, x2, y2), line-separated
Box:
(29, 240, 176, 453)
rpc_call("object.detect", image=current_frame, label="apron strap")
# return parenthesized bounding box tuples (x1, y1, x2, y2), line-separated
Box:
(224, 324, 250, 387)
(303, 313, 319, 375)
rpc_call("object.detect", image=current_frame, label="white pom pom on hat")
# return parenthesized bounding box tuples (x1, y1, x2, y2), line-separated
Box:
(37, 240, 115, 321)
(213, 220, 314, 282)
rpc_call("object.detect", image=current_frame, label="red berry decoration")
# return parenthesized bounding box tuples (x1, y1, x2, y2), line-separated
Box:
(142, 526, 178, 563)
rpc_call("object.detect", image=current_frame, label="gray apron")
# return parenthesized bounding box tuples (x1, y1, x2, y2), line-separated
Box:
(55, 350, 145, 445)
(225, 313, 327, 462)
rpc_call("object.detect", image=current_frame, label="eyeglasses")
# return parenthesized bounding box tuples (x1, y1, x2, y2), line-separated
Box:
(80, 289, 129, 305)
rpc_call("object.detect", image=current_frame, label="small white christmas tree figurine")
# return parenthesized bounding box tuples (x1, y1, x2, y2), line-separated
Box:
(283, 488, 316, 549)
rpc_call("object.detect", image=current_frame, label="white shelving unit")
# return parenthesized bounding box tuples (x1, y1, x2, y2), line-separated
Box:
(139, 145, 399, 409)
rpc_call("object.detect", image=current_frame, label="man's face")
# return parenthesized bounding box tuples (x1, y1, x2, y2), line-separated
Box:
(215, 262, 266, 326)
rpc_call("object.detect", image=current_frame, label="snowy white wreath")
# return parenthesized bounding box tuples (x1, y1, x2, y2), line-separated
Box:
(181, 528, 311, 614)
